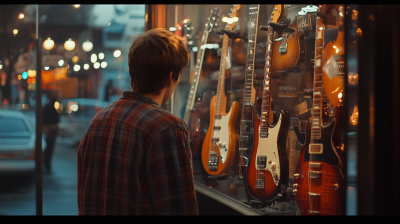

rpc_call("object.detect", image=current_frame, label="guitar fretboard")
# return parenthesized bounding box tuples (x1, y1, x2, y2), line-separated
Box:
(242, 5, 259, 107)
(311, 16, 324, 140)
(259, 19, 274, 138)
(185, 31, 210, 112)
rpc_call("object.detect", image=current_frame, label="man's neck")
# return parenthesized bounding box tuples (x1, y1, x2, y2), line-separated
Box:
(141, 89, 165, 106)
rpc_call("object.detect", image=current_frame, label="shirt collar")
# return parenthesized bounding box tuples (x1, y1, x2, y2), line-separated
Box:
(121, 91, 159, 107)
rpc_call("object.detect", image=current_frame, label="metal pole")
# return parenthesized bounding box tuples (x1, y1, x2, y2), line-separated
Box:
(35, 4, 43, 216)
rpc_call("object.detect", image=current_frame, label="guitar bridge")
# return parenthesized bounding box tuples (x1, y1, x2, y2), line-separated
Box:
(208, 151, 218, 170)
(256, 156, 267, 169)
(255, 173, 265, 189)
(279, 43, 287, 53)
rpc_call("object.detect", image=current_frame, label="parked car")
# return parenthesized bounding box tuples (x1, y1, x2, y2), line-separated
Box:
(0, 109, 46, 177)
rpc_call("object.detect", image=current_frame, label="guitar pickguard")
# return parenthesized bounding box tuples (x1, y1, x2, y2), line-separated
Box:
(212, 109, 233, 163)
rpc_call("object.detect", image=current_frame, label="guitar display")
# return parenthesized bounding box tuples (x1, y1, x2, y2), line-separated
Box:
(293, 5, 344, 215)
(246, 5, 291, 203)
(238, 4, 260, 178)
(201, 5, 241, 176)
(183, 8, 220, 157)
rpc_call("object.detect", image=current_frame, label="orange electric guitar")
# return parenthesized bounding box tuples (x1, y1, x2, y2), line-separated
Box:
(322, 6, 345, 109)
(293, 5, 344, 215)
(201, 5, 241, 176)
(245, 5, 291, 204)
(270, 6, 302, 72)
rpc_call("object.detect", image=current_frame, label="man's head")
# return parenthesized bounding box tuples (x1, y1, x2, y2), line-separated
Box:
(128, 28, 190, 99)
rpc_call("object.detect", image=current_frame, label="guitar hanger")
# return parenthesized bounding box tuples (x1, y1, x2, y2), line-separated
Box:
(216, 29, 248, 42)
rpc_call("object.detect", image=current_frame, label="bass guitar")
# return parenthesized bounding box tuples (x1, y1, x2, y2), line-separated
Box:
(246, 5, 290, 203)
(238, 4, 260, 178)
(293, 5, 344, 215)
(201, 5, 241, 176)
(183, 8, 220, 157)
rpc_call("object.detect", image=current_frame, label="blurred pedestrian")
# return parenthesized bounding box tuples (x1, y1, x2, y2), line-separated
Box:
(42, 96, 59, 173)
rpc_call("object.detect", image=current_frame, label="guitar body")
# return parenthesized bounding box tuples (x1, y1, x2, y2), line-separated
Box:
(201, 95, 240, 176)
(293, 105, 344, 215)
(272, 20, 301, 72)
(246, 97, 290, 202)
(322, 29, 345, 108)
(188, 91, 214, 157)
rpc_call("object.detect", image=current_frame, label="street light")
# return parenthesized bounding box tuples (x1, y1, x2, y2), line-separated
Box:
(13, 29, 18, 35)
(90, 54, 97, 63)
(18, 13, 24, 19)
(58, 60, 64, 67)
(101, 61, 107, 68)
(93, 62, 100, 69)
(83, 64, 89, 70)
(74, 4, 80, 8)
(113, 50, 121, 58)
(64, 38, 75, 51)
(98, 53, 104, 60)
(82, 39, 93, 52)
(73, 64, 81, 72)
(43, 37, 54, 50)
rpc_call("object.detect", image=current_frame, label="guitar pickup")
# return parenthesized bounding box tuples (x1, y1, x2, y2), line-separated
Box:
(279, 43, 288, 53)
(256, 156, 267, 169)
(213, 126, 221, 131)
(255, 174, 265, 189)
(211, 138, 220, 143)
(309, 170, 322, 179)
(214, 115, 222, 119)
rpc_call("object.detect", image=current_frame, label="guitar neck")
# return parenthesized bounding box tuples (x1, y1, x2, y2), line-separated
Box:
(311, 15, 324, 141)
(242, 4, 259, 112)
(186, 31, 210, 111)
(259, 24, 274, 138)
(214, 26, 230, 116)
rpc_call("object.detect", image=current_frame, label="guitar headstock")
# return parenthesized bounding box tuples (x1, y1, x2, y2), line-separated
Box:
(270, 4, 284, 23)
(227, 4, 242, 31)
(183, 19, 194, 46)
(205, 8, 220, 32)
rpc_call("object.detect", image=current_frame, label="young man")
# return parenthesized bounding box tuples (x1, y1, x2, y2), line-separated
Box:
(77, 28, 198, 215)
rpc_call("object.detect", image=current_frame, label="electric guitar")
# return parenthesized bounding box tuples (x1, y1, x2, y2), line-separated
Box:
(183, 8, 220, 157)
(322, 6, 345, 109)
(293, 5, 344, 215)
(238, 4, 259, 178)
(271, 7, 302, 72)
(201, 5, 241, 176)
(246, 5, 291, 203)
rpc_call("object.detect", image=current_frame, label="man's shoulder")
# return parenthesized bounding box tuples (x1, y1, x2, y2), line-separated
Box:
(90, 98, 188, 134)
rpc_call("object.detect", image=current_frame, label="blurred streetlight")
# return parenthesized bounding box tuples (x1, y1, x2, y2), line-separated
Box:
(90, 53, 97, 63)
(64, 38, 75, 51)
(83, 64, 89, 70)
(18, 13, 24, 19)
(113, 50, 121, 58)
(0, 65, 2, 69)
(73, 64, 81, 72)
(74, 4, 80, 8)
(43, 37, 54, 50)
(58, 60, 64, 67)
(13, 29, 18, 35)
(93, 62, 100, 69)
(22, 71, 28, 79)
(44, 67, 49, 70)
(72, 56, 79, 63)
(98, 53, 104, 60)
(82, 39, 93, 52)
(101, 61, 107, 68)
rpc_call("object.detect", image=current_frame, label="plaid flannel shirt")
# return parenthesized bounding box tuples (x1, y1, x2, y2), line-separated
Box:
(77, 91, 198, 215)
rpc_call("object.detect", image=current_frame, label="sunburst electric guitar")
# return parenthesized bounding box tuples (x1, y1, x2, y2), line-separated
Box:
(201, 5, 241, 176)
(246, 5, 291, 203)
(293, 5, 344, 215)
(183, 8, 220, 157)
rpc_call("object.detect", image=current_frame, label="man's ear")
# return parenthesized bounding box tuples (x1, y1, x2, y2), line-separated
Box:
(166, 71, 173, 86)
